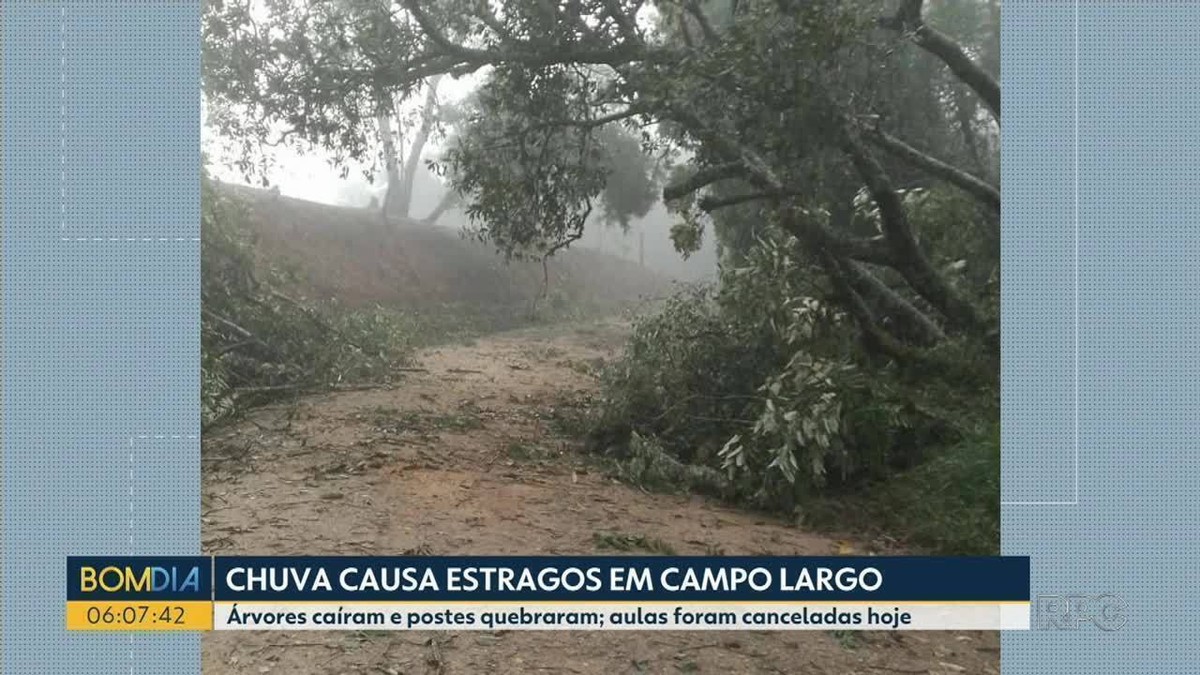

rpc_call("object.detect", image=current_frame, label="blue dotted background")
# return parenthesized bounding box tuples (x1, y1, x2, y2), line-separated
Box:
(2, 2, 200, 673)
(1004, 1, 1200, 673)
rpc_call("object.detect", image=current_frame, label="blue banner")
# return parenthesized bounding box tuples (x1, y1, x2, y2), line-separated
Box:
(211, 555, 1029, 603)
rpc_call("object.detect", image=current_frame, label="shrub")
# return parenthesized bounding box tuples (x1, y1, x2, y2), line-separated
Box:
(591, 222, 990, 512)
(201, 174, 414, 427)
(591, 283, 777, 468)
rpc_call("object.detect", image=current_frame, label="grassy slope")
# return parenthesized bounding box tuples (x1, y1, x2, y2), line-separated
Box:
(219, 183, 672, 332)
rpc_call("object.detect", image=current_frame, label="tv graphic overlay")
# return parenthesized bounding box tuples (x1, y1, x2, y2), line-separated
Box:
(67, 555, 1030, 632)
(66, 557, 213, 631)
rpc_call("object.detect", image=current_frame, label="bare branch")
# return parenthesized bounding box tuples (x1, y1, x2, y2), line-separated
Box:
(843, 260, 945, 345)
(825, 232, 894, 267)
(684, 1, 719, 42)
(867, 127, 999, 212)
(544, 106, 649, 130)
(838, 120, 983, 332)
(662, 163, 747, 202)
(202, 309, 257, 340)
(697, 191, 770, 211)
(882, 0, 1000, 120)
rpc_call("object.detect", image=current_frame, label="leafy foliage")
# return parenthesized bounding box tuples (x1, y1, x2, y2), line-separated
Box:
(593, 215, 993, 515)
(438, 67, 611, 259)
(434, 69, 660, 260)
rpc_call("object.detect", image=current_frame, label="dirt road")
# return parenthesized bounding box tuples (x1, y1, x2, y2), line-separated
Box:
(201, 321, 999, 674)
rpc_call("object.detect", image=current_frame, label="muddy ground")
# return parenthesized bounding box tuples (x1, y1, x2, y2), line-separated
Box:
(201, 320, 999, 675)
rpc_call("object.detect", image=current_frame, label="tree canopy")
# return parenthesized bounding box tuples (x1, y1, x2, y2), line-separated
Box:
(205, 0, 999, 358)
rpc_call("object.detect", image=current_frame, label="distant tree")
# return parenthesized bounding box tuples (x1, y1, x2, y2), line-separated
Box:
(596, 123, 659, 230)
(376, 74, 443, 220)
(203, 0, 446, 224)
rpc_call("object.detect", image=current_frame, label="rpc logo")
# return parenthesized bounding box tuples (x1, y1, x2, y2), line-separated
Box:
(1035, 594, 1126, 631)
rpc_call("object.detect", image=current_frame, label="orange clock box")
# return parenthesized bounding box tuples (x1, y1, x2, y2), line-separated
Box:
(66, 601, 213, 631)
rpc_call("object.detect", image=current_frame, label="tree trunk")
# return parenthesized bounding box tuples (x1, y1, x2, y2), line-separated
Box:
(844, 260, 945, 345)
(378, 76, 443, 223)
(375, 102, 404, 222)
(420, 188, 460, 225)
(393, 76, 443, 221)
(838, 120, 984, 333)
(886, 0, 1000, 121)
(952, 85, 988, 177)
(866, 127, 1000, 213)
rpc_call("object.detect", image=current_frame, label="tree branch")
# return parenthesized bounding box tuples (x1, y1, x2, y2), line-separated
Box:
(838, 120, 983, 332)
(533, 105, 649, 131)
(882, 0, 1000, 120)
(662, 163, 746, 202)
(697, 191, 770, 212)
(684, 1, 719, 42)
(867, 127, 999, 212)
(398, 0, 659, 79)
(778, 207, 894, 267)
(203, 309, 257, 341)
(819, 250, 914, 362)
(421, 189, 461, 225)
(394, 75, 443, 217)
(843, 260, 945, 345)
(666, 111, 894, 267)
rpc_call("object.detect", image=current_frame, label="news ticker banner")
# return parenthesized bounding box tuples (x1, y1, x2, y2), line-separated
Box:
(66, 555, 1030, 632)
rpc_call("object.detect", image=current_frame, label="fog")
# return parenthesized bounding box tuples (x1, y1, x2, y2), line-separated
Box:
(206, 137, 719, 284)
(203, 66, 718, 285)
(339, 168, 720, 284)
